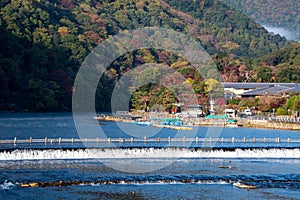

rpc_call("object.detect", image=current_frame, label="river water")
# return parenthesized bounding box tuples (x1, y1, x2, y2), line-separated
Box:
(0, 113, 300, 199)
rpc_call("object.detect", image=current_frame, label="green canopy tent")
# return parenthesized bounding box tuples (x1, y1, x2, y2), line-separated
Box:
(205, 115, 228, 119)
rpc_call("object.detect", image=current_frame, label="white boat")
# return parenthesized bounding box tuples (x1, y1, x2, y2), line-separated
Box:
(132, 121, 151, 125)
(173, 126, 193, 130)
(233, 182, 257, 189)
(226, 123, 238, 128)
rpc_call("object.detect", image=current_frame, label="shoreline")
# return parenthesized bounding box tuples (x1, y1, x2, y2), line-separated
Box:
(1, 112, 300, 131)
(237, 119, 300, 131)
(183, 119, 300, 131)
(96, 116, 300, 131)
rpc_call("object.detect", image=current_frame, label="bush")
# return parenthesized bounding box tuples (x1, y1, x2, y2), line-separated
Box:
(276, 107, 288, 115)
(228, 98, 240, 105)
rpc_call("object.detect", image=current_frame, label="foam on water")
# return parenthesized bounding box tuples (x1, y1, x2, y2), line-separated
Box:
(1, 148, 300, 160)
(3, 174, 300, 189)
(0, 179, 233, 189)
(0, 180, 15, 190)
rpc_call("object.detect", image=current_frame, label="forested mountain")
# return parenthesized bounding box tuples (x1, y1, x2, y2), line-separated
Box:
(0, 0, 291, 111)
(251, 43, 300, 83)
(223, 0, 300, 41)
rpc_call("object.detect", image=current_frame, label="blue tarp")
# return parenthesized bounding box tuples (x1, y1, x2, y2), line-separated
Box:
(205, 115, 228, 119)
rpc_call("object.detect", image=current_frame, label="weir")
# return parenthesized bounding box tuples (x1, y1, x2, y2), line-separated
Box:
(1, 148, 300, 160)
(0, 137, 299, 145)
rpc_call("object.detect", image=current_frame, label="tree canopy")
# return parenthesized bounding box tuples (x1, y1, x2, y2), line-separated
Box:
(0, 0, 293, 111)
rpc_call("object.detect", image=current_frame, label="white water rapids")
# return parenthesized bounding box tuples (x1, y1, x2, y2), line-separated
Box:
(1, 148, 300, 160)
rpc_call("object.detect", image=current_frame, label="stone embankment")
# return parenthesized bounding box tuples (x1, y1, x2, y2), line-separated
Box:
(98, 112, 300, 130)
(238, 119, 300, 130)
(181, 117, 300, 130)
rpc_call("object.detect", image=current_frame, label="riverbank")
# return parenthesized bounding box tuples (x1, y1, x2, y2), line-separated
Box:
(238, 119, 300, 131)
(182, 118, 300, 131)
(96, 113, 300, 131)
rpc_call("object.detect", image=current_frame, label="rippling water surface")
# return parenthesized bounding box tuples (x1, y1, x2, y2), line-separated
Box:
(0, 113, 300, 199)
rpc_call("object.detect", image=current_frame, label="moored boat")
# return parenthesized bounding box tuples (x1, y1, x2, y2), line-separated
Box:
(233, 182, 257, 189)
(132, 121, 151, 125)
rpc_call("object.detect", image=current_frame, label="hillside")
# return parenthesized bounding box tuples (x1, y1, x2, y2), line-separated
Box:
(223, 0, 300, 41)
(250, 43, 300, 83)
(0, 0, 290, 111)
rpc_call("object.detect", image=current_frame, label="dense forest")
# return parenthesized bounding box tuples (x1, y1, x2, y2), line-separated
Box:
(251, 43, 300, 83)
(223, 0, 300, 41)
(0, 0, 297, 112)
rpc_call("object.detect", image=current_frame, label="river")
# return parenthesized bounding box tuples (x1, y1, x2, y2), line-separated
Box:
(0, 113, 300, 199)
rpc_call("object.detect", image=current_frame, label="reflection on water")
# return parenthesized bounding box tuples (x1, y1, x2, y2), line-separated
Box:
(0, 113, 300, 199)
(1, 112, 300, 145)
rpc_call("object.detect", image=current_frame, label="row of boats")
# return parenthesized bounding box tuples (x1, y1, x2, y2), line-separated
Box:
(94, 114, 194, 130)
(95, 114, 239, 129)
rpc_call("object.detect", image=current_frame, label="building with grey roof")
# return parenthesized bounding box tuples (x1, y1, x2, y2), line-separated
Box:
(222, 82, 300, 99)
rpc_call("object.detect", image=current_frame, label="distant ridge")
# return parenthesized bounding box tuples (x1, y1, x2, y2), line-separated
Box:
(222, 0, 300, 41)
